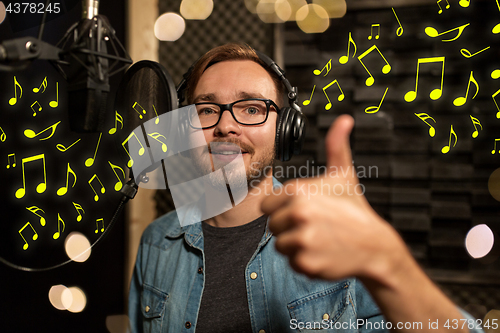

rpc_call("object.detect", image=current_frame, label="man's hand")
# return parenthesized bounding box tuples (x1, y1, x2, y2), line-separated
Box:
(261, 115, 408, 284)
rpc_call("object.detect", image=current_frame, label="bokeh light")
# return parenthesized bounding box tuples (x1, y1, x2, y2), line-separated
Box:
(154, 13, 186, 41)
(296, 4, 330, 33)
(488, 168, 500, 201)
(62, 287, 87, 313)
(0, 2, 6, 25)
(257, 0, 289, 23)
(49, 285, 69, 310)
(275, 0, 292, 22)
(106, 314, 131, 333)
(465, 224, 494, 259)
(180, 0, 214, 20)
(64, 232, 91, 262)
(312, 0, 346, 18)
(287, 0, 308, 21)
(244, 0, 259, 14)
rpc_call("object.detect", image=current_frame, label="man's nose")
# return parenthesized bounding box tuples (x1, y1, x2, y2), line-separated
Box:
(214, 109, 241, 136)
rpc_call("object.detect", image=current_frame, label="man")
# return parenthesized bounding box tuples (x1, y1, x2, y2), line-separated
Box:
(129, 43, 483, 332)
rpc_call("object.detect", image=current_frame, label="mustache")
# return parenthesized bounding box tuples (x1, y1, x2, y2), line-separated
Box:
(207, 138, 255, 155)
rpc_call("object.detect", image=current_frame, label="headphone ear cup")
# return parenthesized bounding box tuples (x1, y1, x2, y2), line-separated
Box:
(292, 111, 307, 155)
(275, 107, 292, 162)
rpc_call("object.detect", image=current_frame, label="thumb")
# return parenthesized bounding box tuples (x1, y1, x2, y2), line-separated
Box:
(325, 114, 355, 173)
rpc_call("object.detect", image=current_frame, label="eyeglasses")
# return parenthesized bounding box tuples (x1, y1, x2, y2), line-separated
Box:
(189, 98, 280, 129)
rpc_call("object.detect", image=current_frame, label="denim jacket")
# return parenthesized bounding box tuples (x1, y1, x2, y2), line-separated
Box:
(128, 178, 483, 333)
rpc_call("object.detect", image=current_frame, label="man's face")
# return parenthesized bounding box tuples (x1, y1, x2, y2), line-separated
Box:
(190, 59, 278, 190)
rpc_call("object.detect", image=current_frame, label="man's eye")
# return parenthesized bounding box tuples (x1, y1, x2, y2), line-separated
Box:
(199, 107, 217, 115)
(244, 107, 264, 115)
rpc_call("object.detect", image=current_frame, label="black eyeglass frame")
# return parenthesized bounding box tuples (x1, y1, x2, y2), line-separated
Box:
(190, 98, 281, 129)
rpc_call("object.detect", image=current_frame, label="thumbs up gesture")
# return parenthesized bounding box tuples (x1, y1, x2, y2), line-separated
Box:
(261, 115, 408, 282)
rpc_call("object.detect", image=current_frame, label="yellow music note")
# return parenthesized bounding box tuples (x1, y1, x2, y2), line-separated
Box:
(491, 70, 500, 79)
(391, 8, 403, 36)
(460, 46, 490, 58)
(322, 79, 344, 111)
(30, 101, 42, 117)
(49, 82, 59, 108)
(414, 113, 437, 137)
(493, 89, 500, 118)
(365, 88, 389, 114)
(424, 23, 470, 42)
(108, 111, 124, 135)
(26, 206, 46, 226)
(459, 0, 471, 8)
(302, 85, 316, 106)
(357, 45, 391, 86)
(122, 132, 146, 167)
(95, 218, 104, 233)
(85, 133, 102, 167)
(453, 71, 479, 107)
(53, 213, 65, 240)
(404, 57, 445, 102)
(72, 202, 85, 222)
(132, 102, 147, 119)
(313, 59, 332, 76)
(437, 0, 450, 14)
(15, 154, 47, 199)
(56, 138, 81, 152)
(495, 0, 500, 34)
(19, 222, 38, 250)
(469, 115, 482, 138)
(153, 105, 160, 125)
(339, 32, 357, 64)
(368, 23, 380, 40)
(9, 76, 23, 106)
(492, 139, 500, 154)
(24, 121, 61, 141)
(33, 77, 47, 93)
(441, 125, 457, 154)
(88, 174, 105, 201)
(0, 126, 5, 142)
(108, 161, 125, 191)
(6, 153, 16, 169)
(57, 163, 77, 196)
(148, 132, 168, 153)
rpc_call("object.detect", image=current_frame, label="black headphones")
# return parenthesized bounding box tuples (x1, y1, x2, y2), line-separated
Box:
(176, 50, 307, 162)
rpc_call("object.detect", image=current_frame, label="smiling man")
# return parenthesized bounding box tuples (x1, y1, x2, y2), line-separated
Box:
(128, 43, 483, 333)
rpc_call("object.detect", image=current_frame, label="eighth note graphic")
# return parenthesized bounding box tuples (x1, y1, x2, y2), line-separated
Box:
(313, 59, 332, 76)
(9, 76, 22, 106)
(404, 57, 445, 102)
(6, 153, 16, 169)
(24, 121, 61, 141)
(424, 23, 470, 42)
(57, 163, 77, 196)
(73, 202, 85, 222)
(88, 174, 105, 201)
(357, 45, 391, 86)
(53, 214, 65, 240)
(95, 218, 104, 233)
(492, 139, 500, 154)
(470, 115, 482, 138)
(391, 8, 403, 36)
(415, 113, 437, 137)
(339, 32, 357, 64)
(26, 206, 46, 226)
(15, 154, 47, 199)
(322, 79, 344, 111)
(365, 88, 388, 114)
(85, 133, 102, 167)
(441, 125, 458, 154)
(453, 71, 479, 107)
(19, 222, 37, 250)
(437, 0, 450, 14)
(368, 24, 380, 40)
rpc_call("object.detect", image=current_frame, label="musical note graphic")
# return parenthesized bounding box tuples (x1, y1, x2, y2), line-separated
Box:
(49, 82, 59, 108)
(53, 214, 65, 240)
(33, 77, 47, 93)
(391, 8, 403, 36)
(414, 113, 437, 137)
(470, 115, 482, 138)
(441, 125, 457, 154)
(72, 202, 85, 222)
(0, 126, 5, 142)
(302, 85, 316, 106)
(9, 76, 23, 106)
(19, 222, 37, 250)
(365, 88, 388, 114)
(88, 174, 105, 201)
(109, 161, 125, 191)
(322, 79, 344, 111)
(148, 132, 168, 153)
(122, 132, 145, 167)
(108, 111, 124, 135)
(357, 45, 391, 86)
(493, 0, 500, 34)
(313, 59, 332, 76)
(460, 46, 490, 58)
(437, 0, 450, 14)
(492, 139, 500, 154)
(493, 89, 500, 118)
(15, 154, 47, 199)
(491, 70, 500, 79)
(95, 218, 104, 233)
(57, 163, 77, 196)
(30, 101, 42, 117)
(404, 57, 445, 102)
(453, 71, 479, 107)
(368, 24, 380, 40)
(459, 0, 471, 8)
(424, 23, 470, 42)
(26, 206, 46, 226)
(24, 121, 61, 141)
(56, 138, 81, 152)
(85, 133, 102, 167)
(6, 153, 16, 169)
(339, 32, 357, 64)
(132, 102, 147, 119)
(153, 105, 160, 125)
